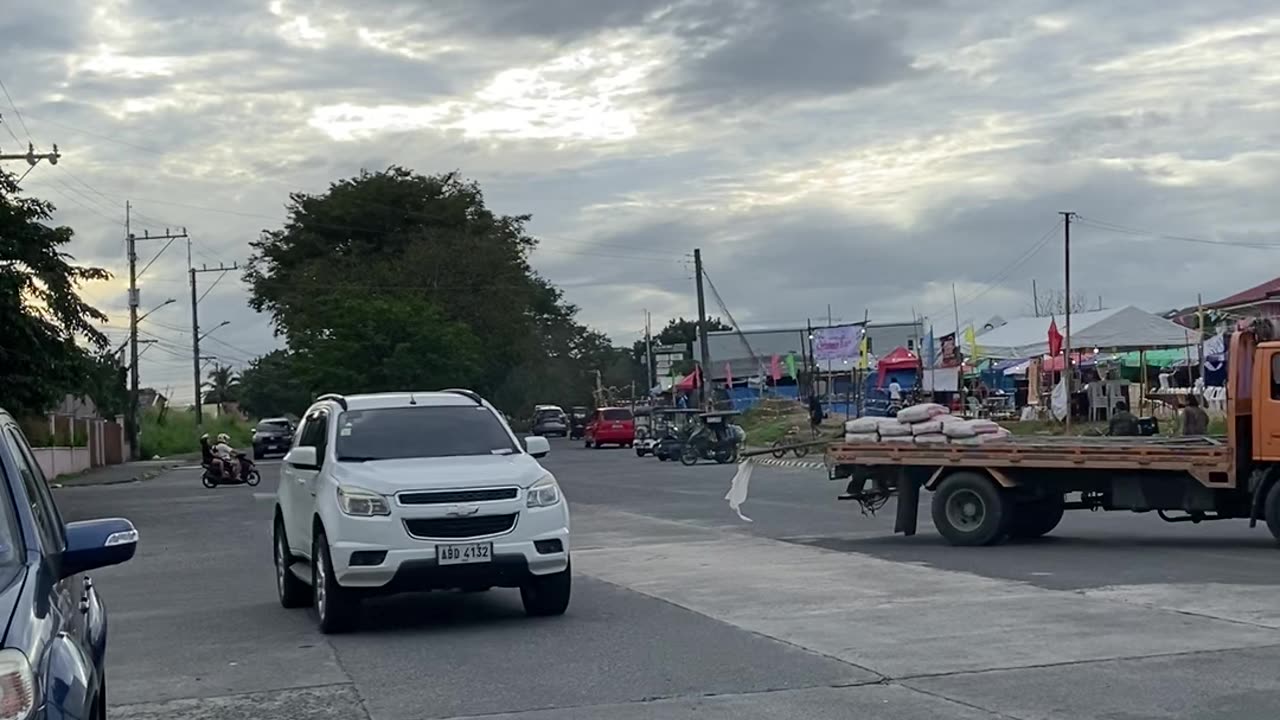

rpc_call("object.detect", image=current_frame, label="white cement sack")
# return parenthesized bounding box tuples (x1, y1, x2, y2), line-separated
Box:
(949, 436, 983, 446)
(878, 422, 913, 437)
(845, 417, 879, 434)
(938, 413, 964, 424)
(914, 433, 948, 444)
(896, 403, 950, 424)
(943, 421, 978, 439)
(911, 420, 943, 435)
(971, 419, 1002, 435)
(843, 432, 879, 443)
(881, 435, 915, 443)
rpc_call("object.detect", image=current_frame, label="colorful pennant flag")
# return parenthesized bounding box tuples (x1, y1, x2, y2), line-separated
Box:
(964, 325, 981, 360)
(725, 362, 733, 389)
(769, 354, 781, 382)
(785, 353, 797, 380)
(858, 330, 869, 370)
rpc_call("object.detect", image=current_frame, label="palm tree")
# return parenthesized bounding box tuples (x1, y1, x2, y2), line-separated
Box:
(203, 364, 241, 405)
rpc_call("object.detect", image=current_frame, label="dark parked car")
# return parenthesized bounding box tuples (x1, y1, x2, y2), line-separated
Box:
(253, 417, 295, 459)
(0, 408, 138, 720)
(531, 407, 569, 437)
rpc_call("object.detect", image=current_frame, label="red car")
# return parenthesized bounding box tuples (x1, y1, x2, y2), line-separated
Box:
(585, 407, 635, 448)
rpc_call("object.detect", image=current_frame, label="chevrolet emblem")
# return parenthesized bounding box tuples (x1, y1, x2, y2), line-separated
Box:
(445, 504, 481, 517)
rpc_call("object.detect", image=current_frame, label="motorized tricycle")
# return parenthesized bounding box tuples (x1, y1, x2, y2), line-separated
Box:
(568, 406, 589, 440)
(679, 411, 744, 466)
(652, 408, 702, 461)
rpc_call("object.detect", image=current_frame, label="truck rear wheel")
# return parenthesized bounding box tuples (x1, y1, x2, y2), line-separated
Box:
(1008, 496, 1065, 540)
(1265, 481, 1280, 544)
(931, 472, 1010, 546)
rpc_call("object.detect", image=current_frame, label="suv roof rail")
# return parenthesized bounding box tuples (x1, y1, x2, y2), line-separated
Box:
(441, 388, 482, 405)
(315, 393, 348, 410)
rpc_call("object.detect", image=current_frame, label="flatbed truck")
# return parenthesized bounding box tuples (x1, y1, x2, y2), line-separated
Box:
(825, 324, 1280, 546)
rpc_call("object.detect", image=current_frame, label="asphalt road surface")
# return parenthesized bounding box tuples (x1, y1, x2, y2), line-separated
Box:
(56, 440, 1280, 719)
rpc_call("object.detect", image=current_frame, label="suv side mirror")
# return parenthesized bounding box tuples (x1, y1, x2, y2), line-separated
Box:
(62, 518, 138, 579)
(285, 446, 319, 469)
(524, 436, 551, 458)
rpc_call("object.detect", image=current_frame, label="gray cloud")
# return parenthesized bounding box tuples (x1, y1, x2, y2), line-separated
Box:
(2, 0, 1278, 381)
(664, 3, 919, 110)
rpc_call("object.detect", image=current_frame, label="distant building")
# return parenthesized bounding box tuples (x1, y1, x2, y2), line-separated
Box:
(137, 389, 168, 413)
(1204, 275, 1280, 322)
(702, 320, 924, 381)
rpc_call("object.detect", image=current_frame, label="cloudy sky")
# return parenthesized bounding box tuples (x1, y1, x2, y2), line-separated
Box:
(4, 0, 1279, 401)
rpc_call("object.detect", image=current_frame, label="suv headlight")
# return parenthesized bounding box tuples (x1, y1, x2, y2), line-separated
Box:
(337, 486, 390, 516)
(526, 475, 561, 508)
(0, 650, 35, 720)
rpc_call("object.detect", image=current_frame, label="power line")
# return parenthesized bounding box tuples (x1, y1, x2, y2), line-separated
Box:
(1074, 216, 1280, 250)
(0, 76, 32, 140)
(920, 220, 1061, 322)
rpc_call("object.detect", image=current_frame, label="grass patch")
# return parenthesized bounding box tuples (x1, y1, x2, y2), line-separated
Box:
(140, 408, 254, 458)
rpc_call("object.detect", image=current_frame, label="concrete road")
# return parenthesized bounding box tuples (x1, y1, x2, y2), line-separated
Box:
(55, 441, 1280, 719)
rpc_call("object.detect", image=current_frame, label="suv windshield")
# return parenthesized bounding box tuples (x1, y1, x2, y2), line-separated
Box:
(335, 406, 518, 461)
(602, 409, 632, 421)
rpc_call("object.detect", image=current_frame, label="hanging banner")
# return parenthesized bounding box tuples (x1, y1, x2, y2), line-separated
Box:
(812, 325, 860, 361)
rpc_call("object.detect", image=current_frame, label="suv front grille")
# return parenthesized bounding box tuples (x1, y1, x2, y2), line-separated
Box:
(399, 488, 519, 505)
(404, 514, 518, 539)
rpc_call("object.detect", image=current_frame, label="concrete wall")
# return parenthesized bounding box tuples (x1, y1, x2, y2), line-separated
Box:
(32, 446, 92, 479)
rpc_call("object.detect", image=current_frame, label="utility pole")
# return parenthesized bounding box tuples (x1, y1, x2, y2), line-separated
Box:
(1060, 211, 1074, 432)
(126, 220, 189, 458)
(190, 253, 238, 425)
(126, 203, 138, 460)
(644, 310, 656, 389)
(1032, 279, 1040, 317)
(693, 248, 711, 408)
(0, 141, 59, 165)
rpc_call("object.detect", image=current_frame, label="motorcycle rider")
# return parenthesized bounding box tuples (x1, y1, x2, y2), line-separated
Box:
(213, 432, 240, 480)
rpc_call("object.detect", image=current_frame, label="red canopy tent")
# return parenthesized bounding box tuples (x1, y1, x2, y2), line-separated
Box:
(876, 347, 920, 387)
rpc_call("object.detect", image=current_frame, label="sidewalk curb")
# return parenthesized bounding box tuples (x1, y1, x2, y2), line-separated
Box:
(51, 461, 186, 489)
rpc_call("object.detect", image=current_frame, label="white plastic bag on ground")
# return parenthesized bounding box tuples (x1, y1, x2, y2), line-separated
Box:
(843, 432, 879, 443)
(943, 421, 978, 439)
(845, 417, 879, 433)
(878, 422, 913, 437)
(911, 419, 943, 435)
(897, 403, 950, 424)
(914, 433, 948, 444)
(725, 460, 753, 522)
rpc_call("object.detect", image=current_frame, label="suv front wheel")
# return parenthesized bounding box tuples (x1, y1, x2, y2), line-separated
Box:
(520, 562, 571, 617)
(313, 527, 360, 633)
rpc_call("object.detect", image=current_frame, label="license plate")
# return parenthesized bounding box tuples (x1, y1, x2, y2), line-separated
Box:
(612, 423, 622, 429)
(437, 543, 492, 565)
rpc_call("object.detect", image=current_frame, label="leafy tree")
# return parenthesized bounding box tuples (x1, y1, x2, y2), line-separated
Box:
(203, 364, 241, 404)
(237, 350, 311, 419)
(0, 169, 112, 415)
(630, 316, 731, 381)
(244, 167, 624, 415)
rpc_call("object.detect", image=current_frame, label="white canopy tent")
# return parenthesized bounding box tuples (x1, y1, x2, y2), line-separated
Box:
(963, 305, 1194, 360)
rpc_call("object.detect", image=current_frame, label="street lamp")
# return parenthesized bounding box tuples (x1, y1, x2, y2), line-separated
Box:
(198, 320, 230, 343)
(137, 298, 175, 324)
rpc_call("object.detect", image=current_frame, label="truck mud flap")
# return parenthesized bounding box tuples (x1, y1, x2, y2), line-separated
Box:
(894, 470, 920, 536)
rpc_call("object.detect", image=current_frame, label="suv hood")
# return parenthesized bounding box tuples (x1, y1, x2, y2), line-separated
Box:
(332, 454, 548, 494)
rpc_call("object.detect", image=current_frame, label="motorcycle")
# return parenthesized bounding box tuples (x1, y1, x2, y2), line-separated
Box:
(679, 411, 742, 466)
(199, 435, 261, 488)
(201, 453, 261, 488)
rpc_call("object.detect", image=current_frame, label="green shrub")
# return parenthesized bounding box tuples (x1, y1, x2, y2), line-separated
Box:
(139, 408, 254, 458)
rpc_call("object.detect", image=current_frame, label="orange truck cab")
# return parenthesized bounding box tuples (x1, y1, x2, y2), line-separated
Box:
(827, 321, 1280, 547)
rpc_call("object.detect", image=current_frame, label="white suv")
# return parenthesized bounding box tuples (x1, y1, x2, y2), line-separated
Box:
(272, 390, 570, 633)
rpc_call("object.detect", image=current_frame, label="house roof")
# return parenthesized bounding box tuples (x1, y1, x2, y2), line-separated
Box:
(1206, 275, 1280, 310)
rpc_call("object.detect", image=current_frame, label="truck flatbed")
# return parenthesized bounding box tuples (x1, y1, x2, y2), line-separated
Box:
(827, 436, 1229, 477)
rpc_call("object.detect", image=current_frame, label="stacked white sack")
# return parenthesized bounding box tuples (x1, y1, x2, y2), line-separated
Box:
(843, 432, 879, 443)
(914, 434, 948, 444)
(896, 403, 950, 424)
